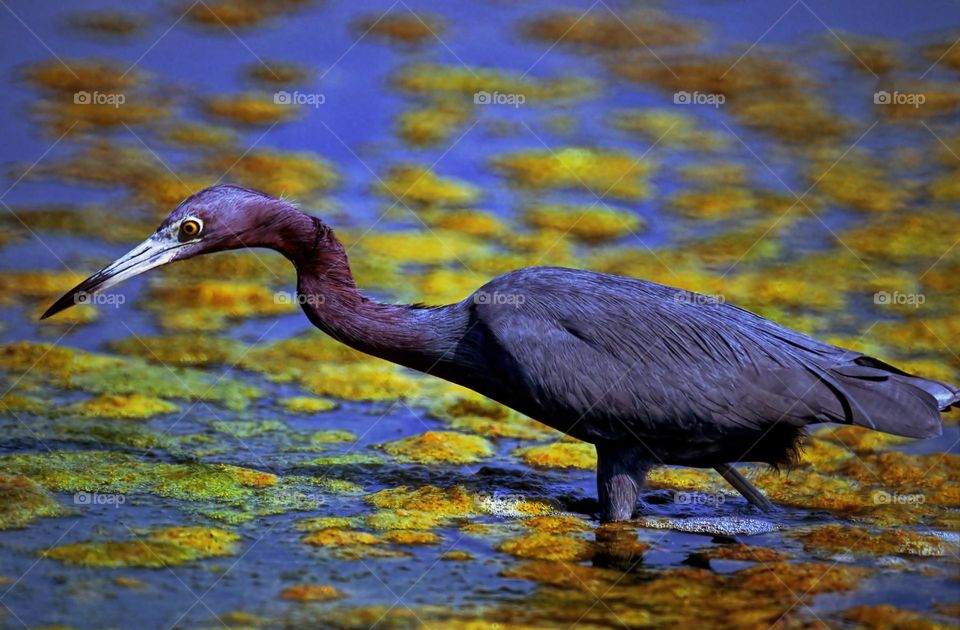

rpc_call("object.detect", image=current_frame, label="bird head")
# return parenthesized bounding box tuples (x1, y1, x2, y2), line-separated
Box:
(41, 184, 293, 320)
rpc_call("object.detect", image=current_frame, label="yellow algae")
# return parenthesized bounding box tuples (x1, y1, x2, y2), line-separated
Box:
(356, 12, 443, 45)
(44, 527, 239, 568)
(498, 532, 593, 561)
(844, 210, 960, 263)
(109, 335, 245, 367)
(130, 172, 218, 212)
(840, 452, 958, 507)
(397, 101, 471, 147)
(23, 59, 142, 94)
(158, 123, 238, 149)
(678, 162, 752, 186)
(647, 467, 723, 493)
(870, 318, 960, 354)
(27, 142, 158, 189)
(523, 10, 701, 49)
(678, 218, 791, 266)
(522, 204, 644, 244)
(611, 109, 728, 151)
(668, 186, 759, 220)
(515, 441, 596, 470)
(67, 10, 145, 38)
(730, 91, 849, 144)
(736, 561, 871, 595)
(828, 33, 899, 74)
(300, 363, 422, 401)
(421, 209, 507, 239)
(752, 468, 869, 511)
(279, 584, 345, 602)
(381, 431, 493, 465)
(492, 147, 656, 201)
(823, 426, 910, 453)
(34, 97, 172, 134)
(365, 509, 443, 531)
(113, 576, 147, 589)
(279, 396, 339, 414)
(442, 414, 552, 441)
(809, 154, 912, 213)
(0, 342, 260, 411)
(67, 394, 179, 420)
(0, 270, 87, 307)
(876, 81, 960, 120)
(366, 485, 479, 518)
(522, 514, 591, 534)
(198, 149, 338, 198)
(382, 530, 440, 545)
(1, 206, 157, 244)
(295, 516, 361, 532)
(792, 524, 950, 558)
(377, 165, 480, 208)
(144, 279, 294, 331)
(796, 437, 853, 470)
(202, 92, 300, 126)
(244, 61, 311, 86)
(302, 528, 382, 547)
(392, 63, 592, 102)
(209, 419, 286, 439)
(0, 474, 68, 529)
(355, 231, 488, 265)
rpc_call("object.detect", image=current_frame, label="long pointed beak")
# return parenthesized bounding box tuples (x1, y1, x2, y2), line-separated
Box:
(41, 235, 187, 320)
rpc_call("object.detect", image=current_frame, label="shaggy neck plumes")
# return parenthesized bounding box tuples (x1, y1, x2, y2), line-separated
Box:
(262, 202, 462, 374)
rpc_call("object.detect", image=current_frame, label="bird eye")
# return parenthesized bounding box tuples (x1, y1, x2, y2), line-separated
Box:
(179, 219, 202, 240)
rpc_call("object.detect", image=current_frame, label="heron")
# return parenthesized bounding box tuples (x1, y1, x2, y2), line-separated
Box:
(42, 185, 958, 521)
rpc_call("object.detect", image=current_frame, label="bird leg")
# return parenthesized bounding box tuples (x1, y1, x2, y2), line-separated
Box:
(596, 443, 651, 522)
(714, 463, 776, 512)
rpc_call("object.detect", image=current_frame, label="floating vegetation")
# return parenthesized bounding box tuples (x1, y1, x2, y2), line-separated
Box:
(376, 164, 480, 208)
(392, 63, 593, 102)
(44, 526, 240, 567)
(522, 10, 702, 50)
(202, 92, 300, 125)
(23, 59, 142, 94)
(498, 532, 593, 561)
(793, 524, 952, 558)
(279, 584, 345, 602)
(492, 147, 656, 200)
(611, 109, 728, 151)
(0, 474, 68, 529)
(396, 100, 472, 147)
(380, 431, 493, 464)
(243, 61, 311, 86)
(515, 441, 596, 470)
(181, 0, 314, 29)
(356, 12, 443, 45)
(522, 204, 644, 243)
(198, 149, 338, 198)
(143, 279, 294, 331)
(66, 393, 179, 419)
(66, 10, 146, 39)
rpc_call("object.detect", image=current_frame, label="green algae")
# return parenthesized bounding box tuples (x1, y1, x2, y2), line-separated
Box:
(109, 335, 246, 367)
(0, 342, 261, 412)
(0, 474, 69, 529)
(44, 526, 240, 568)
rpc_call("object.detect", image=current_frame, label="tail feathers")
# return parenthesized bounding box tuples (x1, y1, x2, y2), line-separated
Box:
(821, 360, 948, 439)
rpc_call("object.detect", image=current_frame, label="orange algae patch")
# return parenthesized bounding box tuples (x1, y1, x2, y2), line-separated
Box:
(44, 527, 240, 567)
(365, 509, 443, 531)
(515, 442, 596, 470)
(366, 485, 479, 518)
(840, 211, 960, 262)
(23, 59, 142, 94)
(523, 10, 701, 49)
(498, 532, 593, 561)
(280, 584, 344, 602)
(522, 515, 591, 534)
(840, 605, 951, 629)
(357, 12, 444, 45)
(822, 426, 910, 453)
(377, 165, 480, 208)
(391, 63, 591, 102)
(302, 529, 381, 547)
(198, 149, 338, 198)
(793, 524, 951, 558)
(382, 530, 440, 545)
(522, 204, 644, 244)
(380, 431, 493, 465)
(202, 92, 300, 125)
(67, 393, 179, 419)
(243, 61, 311, 86)
(182, 0, 313, 29)
(397, 101, 471, 147)
(492, 147, 656, 201)
(0, 474, 68, 529)
(691, 544, 790, 563)
(67, 11, 146, 38)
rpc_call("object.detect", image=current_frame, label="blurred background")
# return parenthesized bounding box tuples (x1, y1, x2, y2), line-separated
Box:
(0, 1, 958, 628)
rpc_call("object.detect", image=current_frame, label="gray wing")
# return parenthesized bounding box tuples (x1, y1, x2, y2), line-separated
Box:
(472, 267, 950, 449)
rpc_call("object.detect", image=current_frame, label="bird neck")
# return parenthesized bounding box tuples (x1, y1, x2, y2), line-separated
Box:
(271, 205, 462, 373)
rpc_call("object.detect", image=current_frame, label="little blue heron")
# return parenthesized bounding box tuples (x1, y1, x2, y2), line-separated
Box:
(42, 185, 958, 521)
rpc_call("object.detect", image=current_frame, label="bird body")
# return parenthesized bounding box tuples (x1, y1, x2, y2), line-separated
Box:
(43, 185, 958, 521)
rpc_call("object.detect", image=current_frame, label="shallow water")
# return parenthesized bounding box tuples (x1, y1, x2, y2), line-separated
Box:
(1, 1, 959, 628)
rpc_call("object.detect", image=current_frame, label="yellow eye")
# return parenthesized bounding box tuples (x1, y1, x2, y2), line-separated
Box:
(179, 219, 202, 239)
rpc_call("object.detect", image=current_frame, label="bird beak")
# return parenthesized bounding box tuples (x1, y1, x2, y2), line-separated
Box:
(40, 234, 187, 320)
